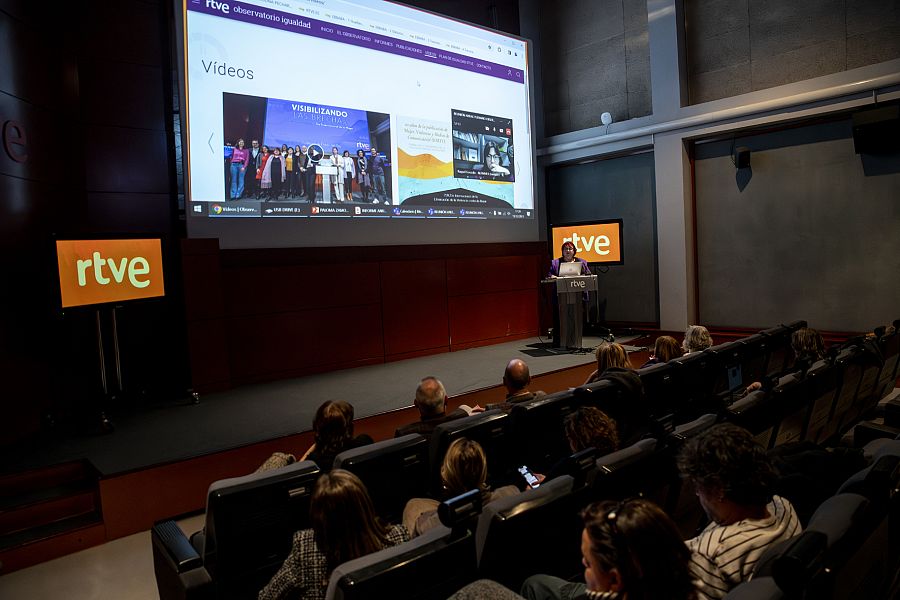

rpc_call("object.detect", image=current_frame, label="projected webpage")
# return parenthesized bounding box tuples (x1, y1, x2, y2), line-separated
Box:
(183, 0, 534, 221)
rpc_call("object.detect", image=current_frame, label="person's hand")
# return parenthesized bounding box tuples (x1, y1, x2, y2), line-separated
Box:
(529, 473, 546, 490)
(746, 381, 762, 393)
(470, 405, 485, 413)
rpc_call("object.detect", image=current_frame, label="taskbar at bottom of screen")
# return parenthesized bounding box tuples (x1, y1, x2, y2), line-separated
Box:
(192, 201, 534, 219)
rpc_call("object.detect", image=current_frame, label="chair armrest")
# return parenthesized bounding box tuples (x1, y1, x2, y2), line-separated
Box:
(152, 520, 202, 572)
(152, 521, 213, 600)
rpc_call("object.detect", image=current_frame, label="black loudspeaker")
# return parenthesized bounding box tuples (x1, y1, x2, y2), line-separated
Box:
(733, 146, 751, 169)
(852, 105, 900, 155)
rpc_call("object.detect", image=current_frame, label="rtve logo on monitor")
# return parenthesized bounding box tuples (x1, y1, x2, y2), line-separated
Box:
(551, 221, 623, 264)
(56, 239, 165, 308)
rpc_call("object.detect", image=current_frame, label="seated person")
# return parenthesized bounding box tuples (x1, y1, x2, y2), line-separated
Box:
(537, 407, 619, 485)
(564, 406, 619, 456)
(485, 359, 546, 411)
(682, 325, 713, 354)
(395, 376, 472, 440)
(789, 326, 826, 365)
(678, 423, 801, 600)
(301, 400, 373, 472)
(744, 326, 827, 394)
(259, 469, 409, 600)
(403, 438, 519, 537)
(639, 335, 683, 368)
(521, 498, 696, 600)
(582, 342, 646, 445)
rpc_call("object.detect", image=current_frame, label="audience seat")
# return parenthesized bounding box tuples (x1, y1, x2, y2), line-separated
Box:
(707, 340, 749, 400)
(738, 333, 772, 386)
(325, 490, 482, 600)
(874, 322, 900, 401)
(573, 378, 648, 445)
(723, 577, 785, 599)
(637, 361, 682, 420)
(804, 359, 842, 444)
(589, 438, 671, 508)
(768, 374, 811, 447)
(475, 475, 581, 590)
(668, 351, 722, 421)
(754, 530, 826, 598)
(804, 493, 886, 599)
(152, 461, 321, 600)
(508, 390, 579, 471)
(431, 410, 511, 492)
(334, 433, 429, 523)
(760, 320, 807, 377)
(725, 390, 779, 449)
(664, 414, 717, 538)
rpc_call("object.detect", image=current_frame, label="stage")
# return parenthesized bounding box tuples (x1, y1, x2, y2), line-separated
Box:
(3, 335, 641, 478)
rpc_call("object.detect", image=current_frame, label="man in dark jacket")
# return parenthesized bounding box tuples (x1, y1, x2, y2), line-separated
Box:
(395, 376, 470, 441)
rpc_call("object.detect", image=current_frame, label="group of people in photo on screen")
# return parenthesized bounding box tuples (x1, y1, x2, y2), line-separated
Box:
(225, 139, 389, 204)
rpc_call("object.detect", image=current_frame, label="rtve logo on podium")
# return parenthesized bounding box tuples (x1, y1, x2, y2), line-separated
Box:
(56, 239, 165, 308)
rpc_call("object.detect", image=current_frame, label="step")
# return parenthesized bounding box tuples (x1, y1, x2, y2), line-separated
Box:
(0, 460, 96, 497)
(0, 511, 103, 553)
(0, 483, 98, 537)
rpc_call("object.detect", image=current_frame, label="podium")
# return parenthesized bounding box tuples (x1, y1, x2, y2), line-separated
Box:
(317, 164, 339, 203)
(544, 275, 598, 349)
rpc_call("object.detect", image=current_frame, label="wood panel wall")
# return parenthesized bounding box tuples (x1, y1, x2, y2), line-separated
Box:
(182, 241, 547, 391)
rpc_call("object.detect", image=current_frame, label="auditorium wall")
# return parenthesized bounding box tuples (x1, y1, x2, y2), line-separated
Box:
(694, 117, 900, 332)
(545, 152, 659, 325)
(0, 0, 189, 445)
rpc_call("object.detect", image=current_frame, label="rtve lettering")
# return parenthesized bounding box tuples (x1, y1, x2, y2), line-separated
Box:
(206, 0, 230, 14)
(77, 251, 151, 289)
(564, 233, 611, 255)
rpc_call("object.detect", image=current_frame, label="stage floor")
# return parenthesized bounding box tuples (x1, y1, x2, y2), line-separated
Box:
(4, 335, 640, 477)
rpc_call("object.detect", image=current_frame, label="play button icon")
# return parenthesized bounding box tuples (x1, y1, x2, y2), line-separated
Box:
(307, 144, 324, 163)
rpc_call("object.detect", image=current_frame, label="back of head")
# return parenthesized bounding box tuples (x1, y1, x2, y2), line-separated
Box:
(415, 376, 447, 418)
(683, 325, 712, 353)
(677, 422, 776, 508)
(310, 469, 389, 574)
(440, 438, 489, 498)
(503, 359, 531, 393)
(313, 400, 355, 456)
(564, 407, 619, 455)
(791, 327, 825, 361)
(595, 342, 631, 373)
(582, 499, 695, 600)
(653, 335, 683, 363)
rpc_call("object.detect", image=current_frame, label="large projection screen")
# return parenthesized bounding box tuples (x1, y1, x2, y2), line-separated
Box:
(177, 0, 539, 248)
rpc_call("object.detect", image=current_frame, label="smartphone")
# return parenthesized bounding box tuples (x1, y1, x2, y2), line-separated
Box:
(518, 465, 541, 488)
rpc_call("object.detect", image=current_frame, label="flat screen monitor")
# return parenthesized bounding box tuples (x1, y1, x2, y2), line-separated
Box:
(56, 239, 165, 309)
(177, 0, 538, 249)
(550, 219, 623, 265)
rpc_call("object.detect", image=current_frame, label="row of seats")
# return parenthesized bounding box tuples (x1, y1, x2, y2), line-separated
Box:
(150, 412, 716, 600)
(150, 319, 900, 599)
(726, 440, 900, 599)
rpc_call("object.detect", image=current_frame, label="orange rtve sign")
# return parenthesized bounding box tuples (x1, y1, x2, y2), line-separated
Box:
(56, 239, 165, 308)
(552, 222, 622, 264)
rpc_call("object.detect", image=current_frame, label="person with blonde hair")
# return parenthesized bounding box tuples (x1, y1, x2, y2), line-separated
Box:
(582, 342, 646, 446)
(584, 341, 631, 385)
(683, 325, 712, 354)
(403, 438, 519, 536)
(259, 470, 408, 600)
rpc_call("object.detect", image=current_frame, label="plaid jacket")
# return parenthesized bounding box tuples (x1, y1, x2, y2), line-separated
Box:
(258, 524, 409, 600)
